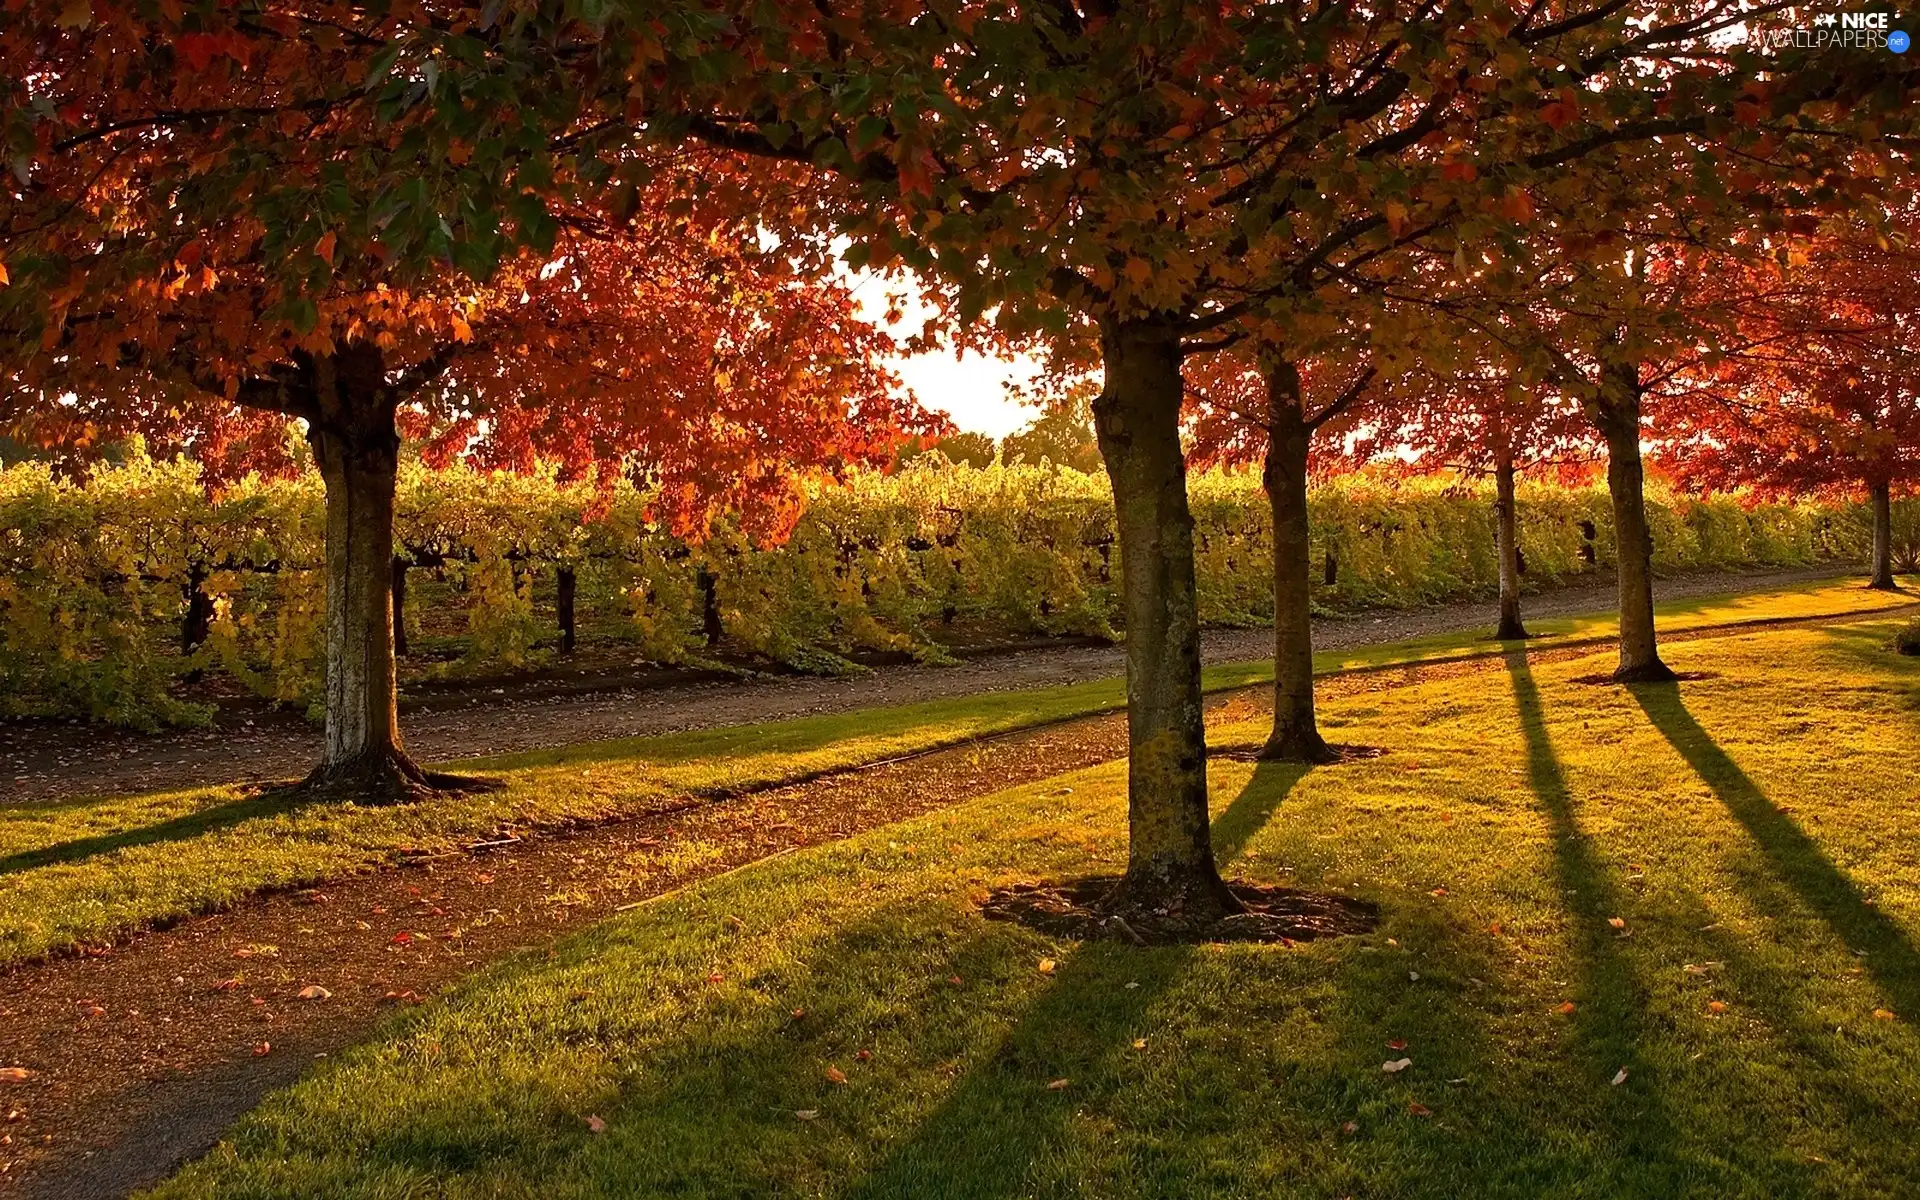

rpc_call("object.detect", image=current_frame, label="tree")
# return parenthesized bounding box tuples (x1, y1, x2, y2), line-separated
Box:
(1659, 223, 1920, 589)
(1186, 342, 1377, 763)
(1355, 342, 1591, 640)
(628, 0, 1907, 923)
(9, 1, 1907, 914)
(1, 8, 920, 799)
(1001, 382, 1103, 473)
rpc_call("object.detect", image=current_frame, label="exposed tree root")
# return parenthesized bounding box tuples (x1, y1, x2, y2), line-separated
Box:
(289, 748, 504, 805)
(981, 876, 1378, 945)
(1207, 742, 1386, 766)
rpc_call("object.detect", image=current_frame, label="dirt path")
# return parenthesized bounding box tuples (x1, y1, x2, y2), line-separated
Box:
(1, 599, 1904, 1200)
(0, 566, 1853, 804)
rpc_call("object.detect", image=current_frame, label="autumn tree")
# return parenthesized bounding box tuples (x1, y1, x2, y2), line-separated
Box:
(1, 9, 920, 799)
(9, 2, 1910, 917)
(1356, 341, 1591, 640)
(1660, 223, 1920, 589)
(1186, 341, 1378, 763)
(610, 0, 1910, 923)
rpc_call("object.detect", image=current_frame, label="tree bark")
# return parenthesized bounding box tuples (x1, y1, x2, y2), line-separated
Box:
(1592, 364, 1674, 682)
(181, 564, 214, 655)
(1090, 318, 1235, 921)
(1869, 480, 1897, 590)
(301, 344, 441, 800)
(390, 557, 410, 659)
(557, 566, 578, 652)
(1493, 448, 1528, 641)
(1261, 363, 1334, 763)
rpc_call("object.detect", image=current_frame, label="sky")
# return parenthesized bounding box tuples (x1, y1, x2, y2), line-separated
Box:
(844, 270, 1045, 439)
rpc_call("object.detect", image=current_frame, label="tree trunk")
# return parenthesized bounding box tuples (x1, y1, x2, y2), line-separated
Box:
(1089, 319, 1235, 921)
(301, 344, 439, 800)
(1592, 365, 1674, 683)
(1869, 480, 1897, 590)
(181, 564, 214, 654)
(557, 566, 578, 652)
(390, 557, 410, 659)
(1261, 364, 1334, 763)
(1493, 449, 1528, 641)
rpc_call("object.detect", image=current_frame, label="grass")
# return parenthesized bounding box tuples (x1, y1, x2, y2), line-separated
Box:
(0, 574, 1910, 968)
(144, 615, 1920, 1199)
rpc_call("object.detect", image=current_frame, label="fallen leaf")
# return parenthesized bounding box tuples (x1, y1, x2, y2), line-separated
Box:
(1046, 1078, 1071, 1090)
(1387, 1039, 1408, 1051)
(1409, 971, 1420, 982)
(1407, 1101, 1432, 1116)
(1707, 1001, 1727, 1014)
(297, 986, 331, 1001)
(1489, 921, 1503, 936)
(1607, 917, 1626, 930)
(1341, 1120, 1359, 1134)
(1611, 1067, 1629, 1086)
(1430, 887, 1448, 897)
(252, 1043, 272, 1057)
(791, 1008, 807, 1020)
(1132, 1038, 1148, 1050)
(389, 931, 414, 946)
(1037, 958, 1057, 974)
(1874, 1009, 1897, 1021)
(825, 1066, 848, 1085)
(0, 1068, 30, 1083)
(1556, 1001, 1578, 1015)
(795, 1109, 819, 1121)
(707, 973, 725, 984)
(585, 1115, 607, 1134)
(1382, 1058, 1413, 1074)
(855, 1049, 873, 1062)
(948, 975, 963, 986)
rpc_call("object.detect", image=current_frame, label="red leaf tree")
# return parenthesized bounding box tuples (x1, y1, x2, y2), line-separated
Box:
(1185, 341, 1377, 763)
(1660, 222, 1920, 589)
(1, 4, 923, 798)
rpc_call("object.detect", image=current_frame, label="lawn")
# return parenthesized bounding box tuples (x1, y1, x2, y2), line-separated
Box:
(0, 575, 1909, 967)
(149, 616, 1920, 1199)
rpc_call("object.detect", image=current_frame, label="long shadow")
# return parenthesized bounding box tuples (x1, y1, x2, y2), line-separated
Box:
(1631, 682, 1920, 1019)
(0, 787, 312, 876)
(833, 761, 1310, 1199)
(1504, 654, 1683, 1176)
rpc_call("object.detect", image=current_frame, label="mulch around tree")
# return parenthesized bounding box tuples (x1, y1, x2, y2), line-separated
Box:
(979, 877, 1380, 944)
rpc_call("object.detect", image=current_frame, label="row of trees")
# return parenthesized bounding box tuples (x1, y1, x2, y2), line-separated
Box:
(4, 1, 1915, 928)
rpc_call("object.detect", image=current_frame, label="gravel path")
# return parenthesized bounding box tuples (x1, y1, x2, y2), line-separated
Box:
(0, 565, 1856, 804)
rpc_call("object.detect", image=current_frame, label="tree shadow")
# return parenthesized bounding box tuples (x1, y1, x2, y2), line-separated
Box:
(1503, 653, 1683, 1172)
(1629, 681, 1920, 1019)
(831, 761, 1312, 1199)
(0, 786, 314, 877)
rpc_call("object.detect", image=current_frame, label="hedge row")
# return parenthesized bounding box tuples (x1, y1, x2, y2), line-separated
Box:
(0, 452, 1878, 728)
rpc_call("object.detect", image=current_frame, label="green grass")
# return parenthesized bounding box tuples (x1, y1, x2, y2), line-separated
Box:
(1313, 573, 1916, 671)
(0, 575, 1909, 968)
(150, 616, 1920, 1199)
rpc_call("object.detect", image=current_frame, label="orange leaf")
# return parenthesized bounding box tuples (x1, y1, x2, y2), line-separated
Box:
(315, 231, 337, 267)
(1046, 1078, 1071, 1090)
(585, 1114, 608, 1134)
(825, 1066, 848, 1085)
(1556, 1001, 1577, 1015)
